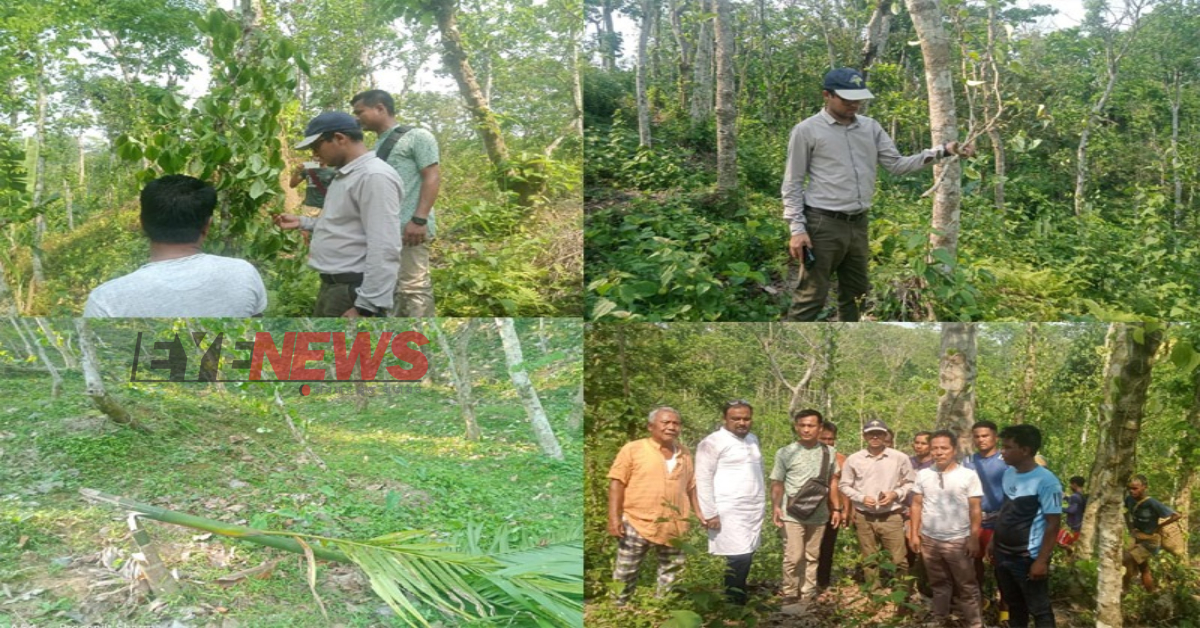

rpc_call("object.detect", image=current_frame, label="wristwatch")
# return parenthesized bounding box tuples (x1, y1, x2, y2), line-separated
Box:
(410, 216, 428, 226)
(355, 306, 376, 317)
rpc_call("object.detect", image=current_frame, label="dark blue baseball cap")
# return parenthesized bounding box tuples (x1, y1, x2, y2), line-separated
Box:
(823, 68, 874, 100)
(863, 418, 890, 434)
(296, 111, 360, 148)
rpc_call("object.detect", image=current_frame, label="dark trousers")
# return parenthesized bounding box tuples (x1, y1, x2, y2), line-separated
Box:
(786, 210, 871, 322)
(723, 552, 755, 605)
(816, 521, 838, 588)
(314, 280, 362, 317)
(994, 551, 1055, 628)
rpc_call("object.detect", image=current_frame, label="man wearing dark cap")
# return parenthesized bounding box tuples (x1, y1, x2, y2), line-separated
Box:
(84, 174, 267, 317)
(838, 417, 915, 591)
(782, 68, 977, 321)
(275, 111, 403, 317)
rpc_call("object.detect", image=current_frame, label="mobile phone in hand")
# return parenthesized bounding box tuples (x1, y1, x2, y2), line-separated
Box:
(803, 247, 816, 269)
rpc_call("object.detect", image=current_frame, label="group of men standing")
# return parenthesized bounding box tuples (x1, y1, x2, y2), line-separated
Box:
(607, 404, 1157, 628)
(85, 90, 440, 318)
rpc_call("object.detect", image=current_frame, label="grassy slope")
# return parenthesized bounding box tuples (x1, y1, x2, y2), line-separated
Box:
(0, 325, 582, 627)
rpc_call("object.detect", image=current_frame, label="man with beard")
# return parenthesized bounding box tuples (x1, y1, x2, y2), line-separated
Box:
(695, 400, 765, 605)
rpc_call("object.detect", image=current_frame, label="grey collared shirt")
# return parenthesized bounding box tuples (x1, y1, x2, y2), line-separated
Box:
(782, 109, 940, 235)
(300, 151, 403, 312)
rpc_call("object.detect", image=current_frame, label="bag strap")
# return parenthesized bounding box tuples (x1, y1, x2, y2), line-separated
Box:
(818, 445, 830, 483)
(375, 125, 412, 161)
(305, 169, 328, 195)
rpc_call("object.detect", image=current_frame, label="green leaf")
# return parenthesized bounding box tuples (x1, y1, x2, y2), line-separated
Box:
(931, 248, 956, 268)
(592, 298, 618, 319)
(249, 179, 269, 200)
(663, 610, 703, 628)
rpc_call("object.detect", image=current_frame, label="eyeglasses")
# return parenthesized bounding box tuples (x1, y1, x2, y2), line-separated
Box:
(865, 432, 886, 439)
(723, 399, 752, 410)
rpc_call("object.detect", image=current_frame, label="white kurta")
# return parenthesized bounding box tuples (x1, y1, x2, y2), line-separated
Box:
(694, 427, 766, 555)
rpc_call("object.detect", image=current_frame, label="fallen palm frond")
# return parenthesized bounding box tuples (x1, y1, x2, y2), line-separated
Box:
(80, 488, 583, 627)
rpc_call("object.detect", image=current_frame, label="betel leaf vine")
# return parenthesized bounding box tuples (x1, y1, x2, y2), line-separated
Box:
(113, 8, 306, 259)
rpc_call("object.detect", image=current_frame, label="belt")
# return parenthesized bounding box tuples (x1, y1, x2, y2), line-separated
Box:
(319, 272, 364, 285)
(805, 206, 868, 222)
(856, 510, 901, 521)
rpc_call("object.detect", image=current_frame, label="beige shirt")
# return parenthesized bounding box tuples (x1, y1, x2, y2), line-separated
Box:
(608, 438, 695, 545)
(300, 152, 403, 312)
(839, 446, 915, 514)
(782, 109, 940, 235)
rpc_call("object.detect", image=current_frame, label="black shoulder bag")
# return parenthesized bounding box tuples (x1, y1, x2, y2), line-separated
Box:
(786, 445, 832, 520)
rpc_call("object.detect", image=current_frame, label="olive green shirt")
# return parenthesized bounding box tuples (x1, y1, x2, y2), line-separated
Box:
(376, 125, 440, 238)
(770, 441, 838, 525)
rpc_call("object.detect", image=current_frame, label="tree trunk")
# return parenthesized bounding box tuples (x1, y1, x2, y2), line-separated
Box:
(636, 0, 654, 147)
(36, 317, 77, 369)
(1012, 323, 1038, 424)
(600, 0, 618, 72)
(431, 319, 481, 441)
(568, 383, 583, 432)
(1086, 323, 1161, 628)
(668, 0, 693, 111)
(1178, 356, 1200, 555)
(75, 319, 144, 430)
(431, 0, 510, 169)
(570, 35, 584, 137)
(78, 133, 86, 190)
(690, 0, 714, 124)
(18, 317, 60, 398)
(818, 324, 839, 418)
(860, 0, 894, 76)
(63, 177, 74, 231)
(713, 0, 737, 195)
(935, 322, 977, 459)
(756, 324, 818, 416)
(496, 319, 563, 460)
(30, 53, 48, 287)
(985, 4, 1006, 212)
(1170, 71, 1183, 228)
(907, 0, 963, 259)
(1075, 3, 1145, 218)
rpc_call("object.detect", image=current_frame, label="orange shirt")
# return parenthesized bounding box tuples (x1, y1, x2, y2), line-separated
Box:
(608, 438, 696, 545)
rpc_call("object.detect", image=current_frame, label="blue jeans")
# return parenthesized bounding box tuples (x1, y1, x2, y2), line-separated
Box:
(993, 551, 1055, 627)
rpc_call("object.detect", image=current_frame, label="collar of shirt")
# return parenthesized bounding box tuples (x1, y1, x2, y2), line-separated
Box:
(335, 151, 378, 178)
(378, 123, 404, 143)
(864, 447, 893, 460)
(818, 108, 860, 129)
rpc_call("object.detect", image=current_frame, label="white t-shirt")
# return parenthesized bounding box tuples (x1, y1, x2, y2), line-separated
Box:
(912, 464, 983, 541)
(83, 254, 267, 317)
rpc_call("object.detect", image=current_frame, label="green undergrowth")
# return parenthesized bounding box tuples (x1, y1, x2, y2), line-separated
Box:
(0, 327, 582, 626)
